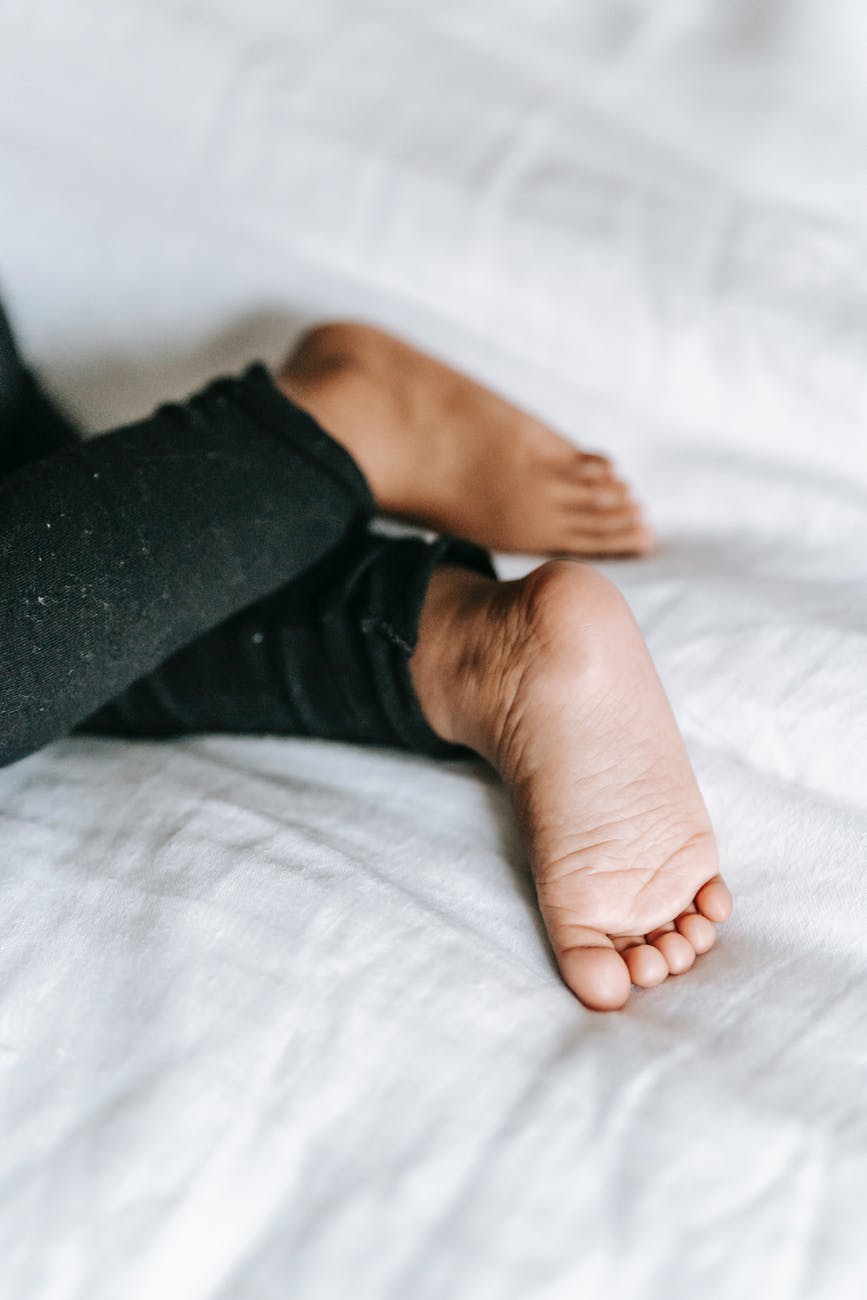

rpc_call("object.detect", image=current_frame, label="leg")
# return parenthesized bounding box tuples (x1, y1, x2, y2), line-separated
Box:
(2, 309, 650, 560)
(0, 304, 488, 756)
(0, 362, 372, 766)
(410, 561, 732, 1010)
(79, 530, 493, 756)
(82, 520, 730, 1012)
(105, 537, 732, 1012)
(0, 299, 79, 472)
(85, 542, 730, 1013)
(0, 305, 644, 755)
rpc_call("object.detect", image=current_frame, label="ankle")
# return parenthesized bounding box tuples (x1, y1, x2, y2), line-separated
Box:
(410, 565, 503, 759)
(276, 325, 406, 509)
(275, 327, 353, 436)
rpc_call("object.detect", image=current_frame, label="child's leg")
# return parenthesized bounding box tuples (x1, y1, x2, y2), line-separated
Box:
(87, 526, 734, 1015)
(0, 302, 492, 758)
(79, 530, 493, 757)
(0, 300, 79, 472)
(0, 362, 374, 767)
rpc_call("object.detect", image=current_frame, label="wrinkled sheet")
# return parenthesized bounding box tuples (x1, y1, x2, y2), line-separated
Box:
(2, 2, 867, 1296)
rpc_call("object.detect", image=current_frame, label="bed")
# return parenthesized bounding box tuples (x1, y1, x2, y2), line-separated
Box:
(2, 1, 867, 1296)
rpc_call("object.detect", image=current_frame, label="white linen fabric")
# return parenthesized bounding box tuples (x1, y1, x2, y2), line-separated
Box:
(1, 2, 867, 1296)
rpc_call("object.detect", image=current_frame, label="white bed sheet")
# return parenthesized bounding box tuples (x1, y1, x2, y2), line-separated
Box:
(2, 2, 867, 1297)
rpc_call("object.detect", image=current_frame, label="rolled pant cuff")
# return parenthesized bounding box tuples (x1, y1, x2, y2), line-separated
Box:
(321, 532, 496, 758)
(79, 530, 496, 761)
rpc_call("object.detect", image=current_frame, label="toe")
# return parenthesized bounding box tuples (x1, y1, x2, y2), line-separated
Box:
(675, 910, 716, 954)
(652, 930, 696, 975)
(576, 452, 614, 480)
(558, 479, 631, 510)
(558, 934, 632, 1011)
(695, 875, 733, 923)
(552, 473, 655, 556)
(593, 506, 649, 535)
(564, 526, 654, 557)
(623, 942, 669, 989)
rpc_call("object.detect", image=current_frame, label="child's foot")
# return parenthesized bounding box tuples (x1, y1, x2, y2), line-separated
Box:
(410, 560, 731, 1011)
(277, 322, 652, 557)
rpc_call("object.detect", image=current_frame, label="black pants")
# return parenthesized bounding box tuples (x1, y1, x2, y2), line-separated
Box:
(0, 302, 493, 768)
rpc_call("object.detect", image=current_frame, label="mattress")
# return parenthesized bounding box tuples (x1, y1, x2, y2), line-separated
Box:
(2, 1, 867, 1296)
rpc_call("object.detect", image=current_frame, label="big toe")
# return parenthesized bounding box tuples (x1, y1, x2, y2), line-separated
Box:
(576, 451, 615, 480)
(559, 941, 632, 1011)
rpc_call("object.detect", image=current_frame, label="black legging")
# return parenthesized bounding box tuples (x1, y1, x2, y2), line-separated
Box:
(0, 303, 492, 768)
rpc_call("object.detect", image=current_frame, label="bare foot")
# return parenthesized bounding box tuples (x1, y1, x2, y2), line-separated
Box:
(410, 560, 732, 1011)
(277, 322, 652, 557)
